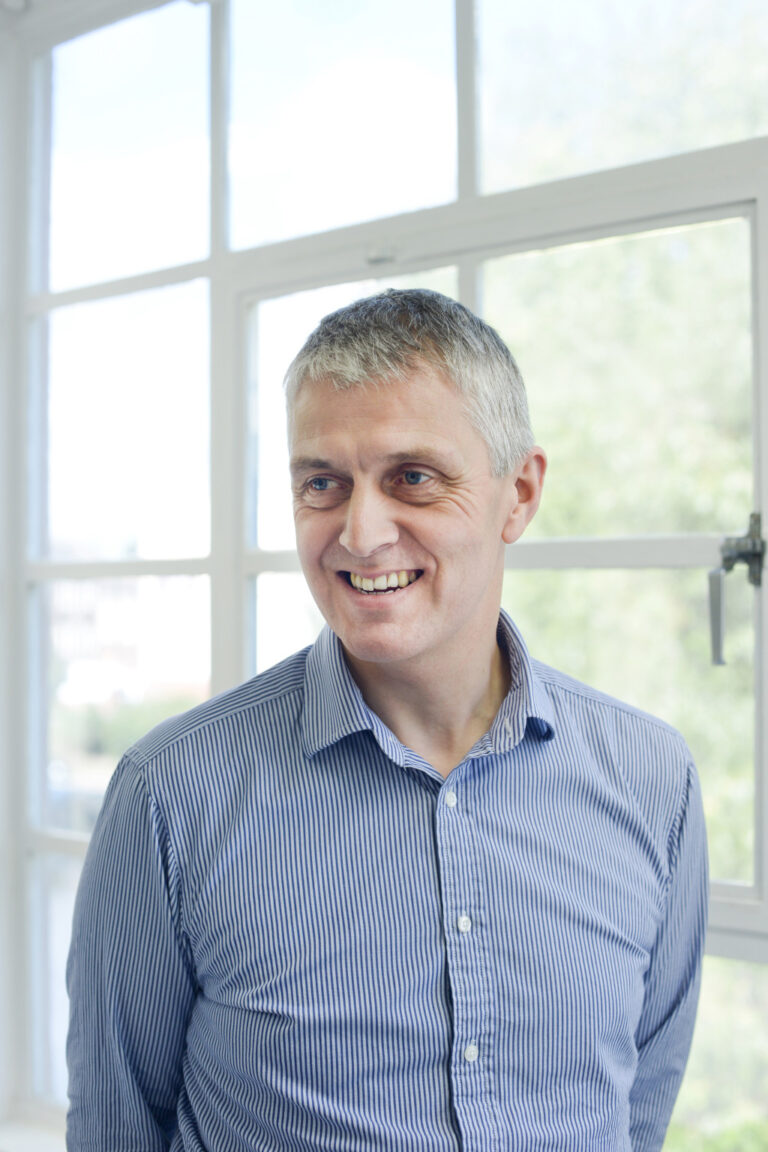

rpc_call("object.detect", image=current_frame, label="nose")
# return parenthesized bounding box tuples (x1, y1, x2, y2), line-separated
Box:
(338, 482, 399, 558)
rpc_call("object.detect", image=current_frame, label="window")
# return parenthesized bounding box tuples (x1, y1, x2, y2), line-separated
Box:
(46, 1, 209, 290)
(229, 0, 457, 247)
(1, 0, 767, 1145)
(486, 219, 755, 888)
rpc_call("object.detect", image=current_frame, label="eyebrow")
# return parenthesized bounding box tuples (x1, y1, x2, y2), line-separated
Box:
(289, 447, 459, 475)
(289, 456, 335, 475)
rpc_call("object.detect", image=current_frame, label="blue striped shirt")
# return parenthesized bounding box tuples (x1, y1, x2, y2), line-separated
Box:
(66, 611, 707, 1151)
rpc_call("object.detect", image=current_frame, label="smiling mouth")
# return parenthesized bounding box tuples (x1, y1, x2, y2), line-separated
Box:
(344, 569, 422, 594)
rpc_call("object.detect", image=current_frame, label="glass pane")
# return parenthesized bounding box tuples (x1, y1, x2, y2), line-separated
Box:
(483, 220, 752, 538)
(28, 853, 81, 1106)
(478, 0, 768, 195)
(32, 577, 211, 834)
(229, 0, 455, 249)
(667, 956, 768, 1148)
(48, 1, 209, 291)
(248, 267, 458, 551)
(501, 568, 754, 885)
(40, 280, 209, 560)
(249, 573, 325, 675)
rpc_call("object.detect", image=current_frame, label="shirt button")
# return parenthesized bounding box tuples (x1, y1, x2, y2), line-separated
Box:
(464, 1044, 479, 1063)
(445, 790, 458, 808)
(457, 915, 472, 934)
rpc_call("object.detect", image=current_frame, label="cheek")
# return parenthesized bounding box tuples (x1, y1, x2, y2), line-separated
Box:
(427, 504, 501, 549)
(294, 512, 337, 560)
(292, 512, 315, 555)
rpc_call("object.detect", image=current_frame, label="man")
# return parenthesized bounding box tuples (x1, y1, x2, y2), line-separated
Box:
(67, 289, 707, 1151)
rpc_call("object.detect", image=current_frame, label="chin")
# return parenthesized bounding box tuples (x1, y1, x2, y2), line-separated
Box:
(335, 626, 419, 668)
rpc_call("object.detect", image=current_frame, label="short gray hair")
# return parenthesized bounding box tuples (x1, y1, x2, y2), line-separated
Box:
(284, 288, 534, 476)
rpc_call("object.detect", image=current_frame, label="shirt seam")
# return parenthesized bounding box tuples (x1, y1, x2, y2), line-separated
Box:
(663, 759, 695, 890)
(126, 682, 307, 773)
(532, 663, 688, 744)
(126, 750, 199, 978)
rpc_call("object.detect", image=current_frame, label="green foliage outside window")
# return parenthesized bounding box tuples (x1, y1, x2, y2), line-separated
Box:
(490, 216, 766, 1146)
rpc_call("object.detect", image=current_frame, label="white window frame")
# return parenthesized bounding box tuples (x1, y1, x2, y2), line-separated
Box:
(1, 0, 767, 1137)
(235, 149, 768, 963)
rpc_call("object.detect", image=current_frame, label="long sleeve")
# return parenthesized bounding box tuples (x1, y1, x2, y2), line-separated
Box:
(66, 754, 196, 1151)
(629, 759, 708, 1151)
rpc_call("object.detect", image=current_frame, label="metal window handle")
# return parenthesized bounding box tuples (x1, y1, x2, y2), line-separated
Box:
(708, 512, 765, 665)
(709, 567, 726, 665)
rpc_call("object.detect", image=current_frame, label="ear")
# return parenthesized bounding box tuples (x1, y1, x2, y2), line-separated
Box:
(501, 448, 547, 545)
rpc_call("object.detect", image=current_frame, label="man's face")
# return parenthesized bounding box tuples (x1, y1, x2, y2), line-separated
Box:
(289, 364, 542, 676)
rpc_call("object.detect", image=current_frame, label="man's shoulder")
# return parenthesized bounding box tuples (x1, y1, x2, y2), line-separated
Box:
(530, 657, 691, 760)
(125, 644, 312, 773)
(529, 659, 696, 840)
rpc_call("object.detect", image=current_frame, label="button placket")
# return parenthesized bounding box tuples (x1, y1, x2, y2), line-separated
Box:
(436, 778, 486, 1093)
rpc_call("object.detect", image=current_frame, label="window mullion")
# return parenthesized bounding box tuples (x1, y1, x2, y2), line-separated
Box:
(27, 52, 51, 299)
(209, 0, 230, 258)
(458, 257, 479, 314)
(25, 829, 89, 860)
(209, 275, 244, 695)
(0, 27, 26, 1125)
(25, 558, 212, 581)
(455, 0, 477, 202)
(220, 147, 761, 309)
(504, 534, 724, 571)
(708, 900, 768, 963)
(754, 160, 768, 928)
(209, 0, 236, 704)
(19, 0, 169, 54)
(26, 259, 214, 315)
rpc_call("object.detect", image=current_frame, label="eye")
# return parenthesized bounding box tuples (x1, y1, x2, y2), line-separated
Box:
(401, 469, 430, 486)
(296, 474, 346, 506)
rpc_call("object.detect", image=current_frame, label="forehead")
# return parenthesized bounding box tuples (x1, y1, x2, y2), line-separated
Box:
(290, 376, 502, 492)
(288, 367, 487, 472)
(290, 370, 499, 479)
(290, 365, 465, 437)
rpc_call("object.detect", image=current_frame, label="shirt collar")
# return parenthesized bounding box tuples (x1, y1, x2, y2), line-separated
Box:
(301, 625, 375, 758)
(301, 609, 556, 761)
(484, 609, 556, 752)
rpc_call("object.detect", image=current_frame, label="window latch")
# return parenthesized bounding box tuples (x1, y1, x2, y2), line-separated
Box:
(708, 512, 765, 665)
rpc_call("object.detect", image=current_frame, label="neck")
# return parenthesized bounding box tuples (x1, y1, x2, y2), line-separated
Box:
(344, 624, 510, 779)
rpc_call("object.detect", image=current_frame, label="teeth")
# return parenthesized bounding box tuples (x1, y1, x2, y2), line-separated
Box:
(349, 570, 419, 593)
